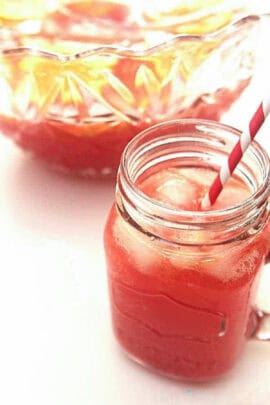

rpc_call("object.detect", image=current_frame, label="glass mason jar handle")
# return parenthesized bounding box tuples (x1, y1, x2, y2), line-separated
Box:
(251, 254, 270, 341)
(251, 309, 270, 341)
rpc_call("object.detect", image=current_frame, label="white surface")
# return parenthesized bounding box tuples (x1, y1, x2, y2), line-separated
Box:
(1, 33, 270, 405)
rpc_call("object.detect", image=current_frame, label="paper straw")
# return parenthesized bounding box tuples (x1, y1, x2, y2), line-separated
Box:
(202, 99, 270, 208)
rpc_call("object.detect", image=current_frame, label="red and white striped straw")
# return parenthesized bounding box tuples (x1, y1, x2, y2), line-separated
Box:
(202, 99, 270, 208)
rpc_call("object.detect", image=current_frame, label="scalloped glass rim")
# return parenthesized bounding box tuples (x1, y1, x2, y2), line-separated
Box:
(0, 13, 268, 60)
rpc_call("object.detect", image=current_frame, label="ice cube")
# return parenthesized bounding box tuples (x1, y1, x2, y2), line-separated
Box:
(177, 167, 216, 188)
(156, 177, 199, 210)
(168, 241, 242, 281)
(200, 242, 261, 281)
(113, 216, 160, 274)
(139, 168, 217, 210)
(168, 247, 202, 272)
(200, 251, 239, 281)
(138, 168, 180, 197)
(212, 177, 251, 210)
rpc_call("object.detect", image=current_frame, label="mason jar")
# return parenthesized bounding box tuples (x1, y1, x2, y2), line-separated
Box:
(104, 119, 270, 381)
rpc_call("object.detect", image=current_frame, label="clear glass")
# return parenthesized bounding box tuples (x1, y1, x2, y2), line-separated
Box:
(0, 1, 269, 176)
(104, 119, 270, 381)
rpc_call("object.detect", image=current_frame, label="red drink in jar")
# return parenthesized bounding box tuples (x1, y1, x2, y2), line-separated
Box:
(104, 120, 270, 381)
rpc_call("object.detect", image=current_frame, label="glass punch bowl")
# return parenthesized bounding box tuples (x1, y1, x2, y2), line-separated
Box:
(0, 0, 268, 176)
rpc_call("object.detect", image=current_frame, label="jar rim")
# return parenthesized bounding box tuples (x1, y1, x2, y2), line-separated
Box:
(119, 119, 270, 227)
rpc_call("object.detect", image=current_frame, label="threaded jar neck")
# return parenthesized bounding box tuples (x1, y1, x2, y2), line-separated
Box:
(117, 119, 270, 245)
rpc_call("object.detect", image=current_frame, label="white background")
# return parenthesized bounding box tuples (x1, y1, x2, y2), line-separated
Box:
(1, 17, 270, 405)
